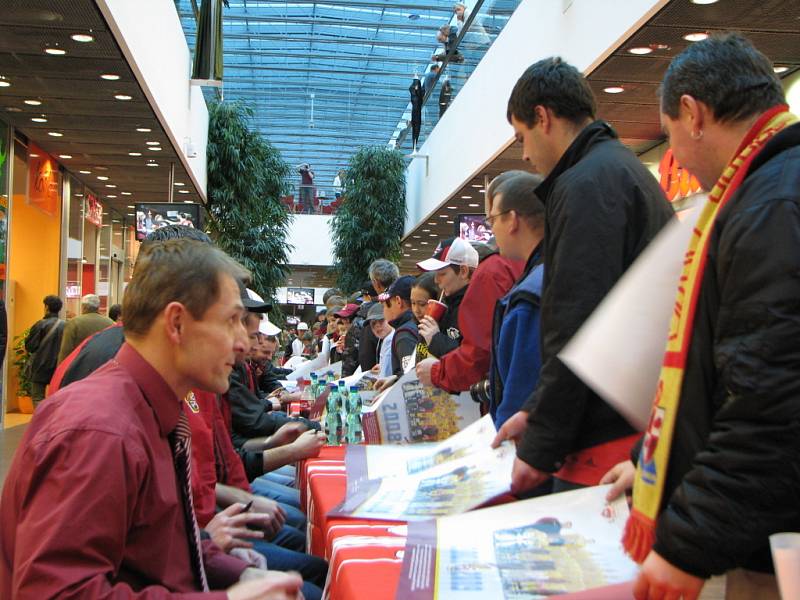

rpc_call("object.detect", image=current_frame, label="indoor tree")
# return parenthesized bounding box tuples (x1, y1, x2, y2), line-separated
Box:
(205, 100, 293, 302)
(330, 146, 407, 293)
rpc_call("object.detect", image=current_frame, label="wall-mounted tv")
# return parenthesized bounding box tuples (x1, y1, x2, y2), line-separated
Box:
(135, 202, 202, 241)
(286, 287, 316, 305)
(456, 213, 492, 243)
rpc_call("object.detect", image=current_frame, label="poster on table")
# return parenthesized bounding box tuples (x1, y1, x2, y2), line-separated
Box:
(361, 371, 481, 445)
(395, 485, 638, 600)
(330, 440, 514, 521)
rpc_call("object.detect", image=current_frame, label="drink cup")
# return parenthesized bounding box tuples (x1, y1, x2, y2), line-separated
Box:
(425, 299, 448, 322)
(770, 532, 800, 600)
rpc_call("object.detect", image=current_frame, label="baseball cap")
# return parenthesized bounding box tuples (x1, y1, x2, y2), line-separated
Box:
(333, 303, 360, 319)
(245, 289, 281, 334)
(243, 286, 271, 313)
(377, 275, 415, 302)
(360, 280, 378, 298)
(416, 237, 479, 271)
(364, 303, 385, 322)
(297, 322, 309, 331)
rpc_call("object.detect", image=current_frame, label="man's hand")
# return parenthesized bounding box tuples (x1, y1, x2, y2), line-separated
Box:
(250, 496, 286, 539)
(269, 422, 308, 448)
(374, 375, 398, 393)
(415, 357, 439, 386)
(205, 503, 266, 552)
(229, 570, 304, 600)
(600, 460, 636, 504)
(510, 458, 550, 495)
(290, 430, 326, 460)
(491, 410, 528, 448)
(633, 551, 705, 600)
(417, 316, 440, 345)
(370, 364, 380, 374)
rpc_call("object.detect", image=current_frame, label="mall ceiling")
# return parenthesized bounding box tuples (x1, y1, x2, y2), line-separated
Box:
(398, 0, 800, 273)
(0, 0, 202, 224)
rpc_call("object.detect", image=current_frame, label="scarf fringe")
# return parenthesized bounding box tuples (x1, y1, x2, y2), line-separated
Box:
(622, 509, 656, 564)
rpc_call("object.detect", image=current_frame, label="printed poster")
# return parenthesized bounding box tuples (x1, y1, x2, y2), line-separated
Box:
(395, 485, 638, 599)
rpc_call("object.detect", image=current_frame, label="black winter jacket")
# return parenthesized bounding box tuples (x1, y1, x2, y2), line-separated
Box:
(25, 314, 65, 383)
(357, 301, 379, 372)
(518, 121, 673, 472)
(427, 285, 466, 358)
(649, 121, 800, 579)
(389, 310, 419, 377)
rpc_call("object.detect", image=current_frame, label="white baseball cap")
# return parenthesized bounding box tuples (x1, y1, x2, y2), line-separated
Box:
(297, 321, 309, 331)
(246, 289, 281, 335)
(417, 237, 479, 271)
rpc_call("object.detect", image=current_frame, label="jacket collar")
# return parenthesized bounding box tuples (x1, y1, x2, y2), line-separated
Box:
(746, 120, 800, 178)
(521, 241, 543, 281)
(389, 309, 415, 329)
(536, 120, 618, 203)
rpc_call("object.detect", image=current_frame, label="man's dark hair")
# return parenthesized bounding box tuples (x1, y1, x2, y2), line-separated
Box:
(140, 224, 212, 252)
(507, 57, 596, 127)
(108, 303, 122, 322)
(494, 172, 545, 229)
(43, 295, 62, 315)
(660, 33, 784, 123)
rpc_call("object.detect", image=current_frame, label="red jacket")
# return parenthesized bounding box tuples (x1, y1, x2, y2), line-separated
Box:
(431, 253, 524, 392)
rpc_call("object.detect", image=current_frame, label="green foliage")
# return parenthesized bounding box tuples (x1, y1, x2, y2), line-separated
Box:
(206, 100, 293, 302)
(12, 329, 32, 397)
(330, 146, 406, 292)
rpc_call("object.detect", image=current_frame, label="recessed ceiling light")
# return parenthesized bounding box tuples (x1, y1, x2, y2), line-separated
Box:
(145, 141, 160, 145)
(403, 253, 411, 257)
(58, 154, 72, 159)
(146, 162, 159, 167)
(420, 241, 429, 245)
(183, 200, 194, 203)
(174, 182, 185, 186)
(429, 234, 437, 237)
(94, 165, 108, 170)
(404, 243, 413, 247)
(5, 107, 22, 112)
(422, 229, 430, 232)
(24, 99, 42, 106)
(447, 206, 457, 209)
(412, 235, 421, 239)
(97, 175, 109, 181)
(468, 203, 480, 207)
(178, 189, 190, 194)
(121, 192, 132, 196)
(44, 47, 66, 55)
(461, 195, 472, 199)
(101, 73, 120, 80)
(71, 33, 94, 43)
(774, 66, 789, 74)
(114, 94, 132, 101)
(31, 117, 47, 123)
(47, 131, 63, 137)
(79, 170, 91, 174)
(107, 194, 117, 198)
(29, 153, 39, 158)
(147, 146, 161, 151)
(0, 79, 10, 88)
(127, 213, 134, 216)
(74, 193, 83, 197)
(127, 204, 135, 208)
(128, 152, 142, 156)
(427, 221, 436, 225)
(470, 184, 482, 188)
(136, 127, 151, 132)
(629, 46, 653, 55)
(690, 0, 718, 4)
(439, 214, 448, 218)
(603, 86, 625, 94)
(446, 220, 454, 224)
(683, 32, 709, 42)
(105, 184, 116, 188)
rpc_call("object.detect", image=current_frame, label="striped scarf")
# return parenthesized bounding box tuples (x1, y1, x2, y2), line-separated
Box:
(623, 105, 799, 563)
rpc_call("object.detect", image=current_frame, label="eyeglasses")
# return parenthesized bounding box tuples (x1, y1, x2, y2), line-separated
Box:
(482, 209, 512, 229)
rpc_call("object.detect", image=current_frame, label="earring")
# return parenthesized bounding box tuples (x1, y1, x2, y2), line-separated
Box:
(691, 129, 703, 140)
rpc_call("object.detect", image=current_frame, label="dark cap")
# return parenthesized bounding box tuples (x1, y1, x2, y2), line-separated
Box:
(378, 275, 415, 302)
(239, 280, 271, 313)
(334, 303, 360, 319)
(360, 280, 378, 298)
(365, 303, 385, 322)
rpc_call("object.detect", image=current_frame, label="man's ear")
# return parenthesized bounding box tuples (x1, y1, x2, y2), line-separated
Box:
(162, 301, 187, 345)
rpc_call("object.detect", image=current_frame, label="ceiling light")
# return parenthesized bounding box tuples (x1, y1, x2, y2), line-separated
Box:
(121, 192, 131, 196)
(97, 175, 109, 181)
(0, 79, 10, 88)
(101, 73, 120, 80)
(24, 99, 42, 106)
(127, 213, 134, 216)
(629, 46, 653, 55)
(420, 241, 429, 245)
(404, 243, 413, 247)
(128, 152, 142, 156)
(79, 170, 91, 174)
(178, 189, 190, 194)
(47, 131, 63, 137)
(146, 162, 159, 167)
(94, 165, 108, 170)
(422, 229, 430, 232)
(31, 117, 47, 123)
(446, 220, 454, 224)
(470, 184, 482, 188)
(127, 204, 135, 208)
(58, 154, 72, 159)
(774, 66, 789, 74)
(74, 193, 83, 197)
(468, 203, 480, 207)
(145, 141, 160, 145)
(5, 107, 21, 112)
(460, 195, 472, 199)
(404, 254, 411, 257)
(429, 234, 437, 237)
(427, 221, 436, 225)
(174, 182, 185, 186)
(114, 94, 132, 101)
(603, 86, 625, 94)
(136, 127, 151, 132)
(148, 146, 161, 151)
(107, 194, 117, 198)
(447, 205, 457, 209)
(683, 32, 709, 42)
(412, 235, 421, 239)
(690, 0, 718, 3)
(439, 214, 448, 218)
(44, 47, 66, 55)
(105, 184, 116, 188)
(71, 33, 94, 43)
(183, 200, 194, 204)
(29, 153, 39, 158)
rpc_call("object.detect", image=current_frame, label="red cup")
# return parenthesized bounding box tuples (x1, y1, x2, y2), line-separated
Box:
(425, 299, 448, 322)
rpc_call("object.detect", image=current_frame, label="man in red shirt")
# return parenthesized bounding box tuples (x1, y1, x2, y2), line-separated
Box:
(0, 239, 302, 598)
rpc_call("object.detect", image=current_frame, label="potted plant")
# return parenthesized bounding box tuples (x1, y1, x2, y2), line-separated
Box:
(12, 328, 34, 414)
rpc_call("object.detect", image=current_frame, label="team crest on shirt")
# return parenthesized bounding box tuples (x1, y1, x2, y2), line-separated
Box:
(184, 392, 200, 413)
(447, 327, 461, 340)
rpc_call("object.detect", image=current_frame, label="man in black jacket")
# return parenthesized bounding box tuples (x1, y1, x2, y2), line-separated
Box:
(605, 34, 799, 600)
(493, 58, 673, 494)
(24, 295, 65, 406)
(375, 276, 418, 388)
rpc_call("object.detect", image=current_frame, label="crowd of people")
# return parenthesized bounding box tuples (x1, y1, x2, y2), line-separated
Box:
(1, 33, 798, 600)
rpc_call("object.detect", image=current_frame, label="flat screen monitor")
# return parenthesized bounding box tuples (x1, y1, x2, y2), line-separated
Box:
(456, 213, 492, 243)
(286, 287, 316, 305)
(135, 202, 202, 241)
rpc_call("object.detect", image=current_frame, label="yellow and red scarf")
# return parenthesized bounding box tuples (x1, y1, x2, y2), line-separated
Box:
(623, 105, 799, 563)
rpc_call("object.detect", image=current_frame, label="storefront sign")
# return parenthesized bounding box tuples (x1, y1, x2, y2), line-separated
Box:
(658, 148, 702, 202)
(65, 284, 81, 298)
(85, 194, 103, 227)
(28, 143, 59, 216)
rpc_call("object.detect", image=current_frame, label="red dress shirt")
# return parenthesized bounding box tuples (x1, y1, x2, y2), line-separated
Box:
(0, 343, 246, 598)
(187, 389, 251, 528)
(431, 253, 525, 392)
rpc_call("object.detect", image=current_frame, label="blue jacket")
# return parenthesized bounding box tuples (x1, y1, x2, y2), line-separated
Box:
(489, 248, 543, 428)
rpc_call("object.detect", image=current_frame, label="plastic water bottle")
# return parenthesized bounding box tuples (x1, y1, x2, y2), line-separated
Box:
(337, 380, 348, 411)
(346, 385, 363, 444)
(310, 372, 319, 399)
(325, 383, 341, 445)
